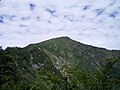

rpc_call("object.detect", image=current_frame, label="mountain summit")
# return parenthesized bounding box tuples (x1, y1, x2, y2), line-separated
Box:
(0, 37, 120, 90)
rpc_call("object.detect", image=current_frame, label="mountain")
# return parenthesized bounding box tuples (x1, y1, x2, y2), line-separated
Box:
(0, 37, 120, 90)
(27, 37, 120, 74)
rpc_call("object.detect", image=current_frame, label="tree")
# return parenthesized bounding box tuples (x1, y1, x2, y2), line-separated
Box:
(90, 59, 120, 90)
(0, 46, 2, 51)
(0, 51, 18, 89)
(60, 65, 89, 90)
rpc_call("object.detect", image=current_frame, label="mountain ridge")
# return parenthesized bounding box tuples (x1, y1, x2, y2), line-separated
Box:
(26, 36, 112, 51)
(0, 36, 120, 90)
(5, 36, 120, 75)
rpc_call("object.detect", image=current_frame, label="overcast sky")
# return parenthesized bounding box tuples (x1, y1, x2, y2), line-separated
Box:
(0, 0, 120, 50)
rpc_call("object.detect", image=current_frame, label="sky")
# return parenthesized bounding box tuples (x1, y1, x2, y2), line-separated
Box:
(0, 0, 120, 50)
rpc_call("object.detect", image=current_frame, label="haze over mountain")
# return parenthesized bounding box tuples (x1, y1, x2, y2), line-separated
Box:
(0, 0, 120, 49)
(0, 37, 120, 90)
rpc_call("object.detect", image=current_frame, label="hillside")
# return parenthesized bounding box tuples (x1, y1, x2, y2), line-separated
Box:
(0, 37, 120, 90)
(28, 37, 120, 74)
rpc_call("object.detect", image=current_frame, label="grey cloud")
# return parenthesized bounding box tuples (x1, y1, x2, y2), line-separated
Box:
(29, 3, 36, 11)
(83, 5, 91, 10)
(45, 8, 56, 15)
(109, 0, 116, 6)
(109, 11, 118, 18)
(95, 8, 105, 16)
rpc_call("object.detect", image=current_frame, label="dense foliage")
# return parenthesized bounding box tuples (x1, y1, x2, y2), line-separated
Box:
(0, 37, 120, 90)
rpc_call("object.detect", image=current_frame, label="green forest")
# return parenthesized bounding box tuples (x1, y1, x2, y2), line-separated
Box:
(0, 37, 120, 90)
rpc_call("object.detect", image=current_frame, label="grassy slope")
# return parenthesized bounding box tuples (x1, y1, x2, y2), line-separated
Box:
(35, 37, 120, 74)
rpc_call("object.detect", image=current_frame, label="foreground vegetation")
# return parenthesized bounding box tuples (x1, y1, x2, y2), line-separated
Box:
(0, 49, 120, 90)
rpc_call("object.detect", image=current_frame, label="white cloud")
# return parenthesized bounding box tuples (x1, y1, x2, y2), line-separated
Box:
(0, 0, 120, 50)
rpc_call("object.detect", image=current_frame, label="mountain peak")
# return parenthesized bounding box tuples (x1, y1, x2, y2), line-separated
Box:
(57, 36, 71, 39)
(48, 36, 72, 41)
